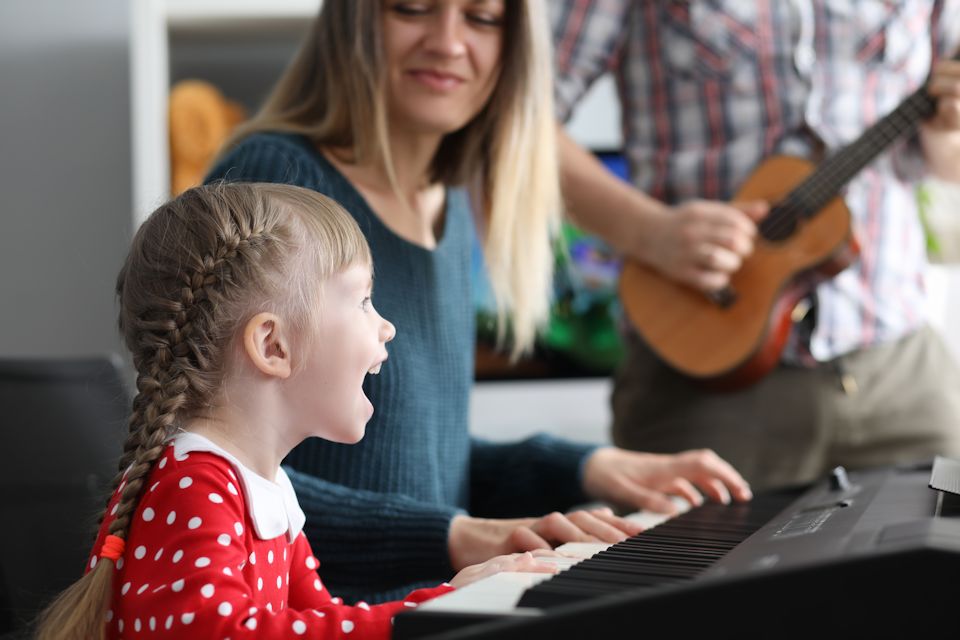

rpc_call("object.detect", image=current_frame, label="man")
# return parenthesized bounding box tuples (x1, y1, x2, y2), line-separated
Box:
(551, 0, 960, 490)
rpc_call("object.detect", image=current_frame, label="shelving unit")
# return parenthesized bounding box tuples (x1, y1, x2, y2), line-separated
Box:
(130, 0, 321, 227)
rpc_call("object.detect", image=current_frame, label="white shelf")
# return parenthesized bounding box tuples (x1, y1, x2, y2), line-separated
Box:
(163, 0, 320, 25)
(129, 0, 321, 227)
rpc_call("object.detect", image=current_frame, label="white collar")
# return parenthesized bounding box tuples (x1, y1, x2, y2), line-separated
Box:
(171, 432, 306, 543)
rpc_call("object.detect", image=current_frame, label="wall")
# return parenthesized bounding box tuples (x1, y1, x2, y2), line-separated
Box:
(0, 0, 131, 359)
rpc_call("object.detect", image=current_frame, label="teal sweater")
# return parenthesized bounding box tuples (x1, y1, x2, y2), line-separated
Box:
(206, 133, 596, 603)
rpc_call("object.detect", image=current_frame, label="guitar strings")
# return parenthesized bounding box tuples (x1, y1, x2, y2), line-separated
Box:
(756, 87, 935, 243)
(758, 88, 932, 240)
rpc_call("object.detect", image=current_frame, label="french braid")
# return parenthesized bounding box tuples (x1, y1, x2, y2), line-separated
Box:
(108, 189, 277, 537)
(35, 182, 370, 640)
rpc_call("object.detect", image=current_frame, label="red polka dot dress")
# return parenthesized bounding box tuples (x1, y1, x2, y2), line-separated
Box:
(88, 433, 453, 638)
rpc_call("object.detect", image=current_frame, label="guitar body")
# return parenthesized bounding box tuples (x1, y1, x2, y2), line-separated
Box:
(618, 155, 860, 390)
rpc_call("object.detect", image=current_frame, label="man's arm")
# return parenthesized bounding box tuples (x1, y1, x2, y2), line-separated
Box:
(558, 128, 766, 292)
(557, 128, 668, 269)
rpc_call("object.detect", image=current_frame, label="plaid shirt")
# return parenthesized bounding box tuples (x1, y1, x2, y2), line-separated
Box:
(552, 0, 960, 362)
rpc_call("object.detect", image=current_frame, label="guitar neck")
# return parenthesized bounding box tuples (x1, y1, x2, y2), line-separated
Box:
(759, 57, 953, 241)
(803, 87, 935, 205)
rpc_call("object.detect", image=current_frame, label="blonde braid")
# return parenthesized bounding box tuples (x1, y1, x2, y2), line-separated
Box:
(110, 190, 279, 536)
(36, 184, 286, 640)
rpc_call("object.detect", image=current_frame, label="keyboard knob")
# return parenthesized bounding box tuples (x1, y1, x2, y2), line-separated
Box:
(829, 466, 851, 492)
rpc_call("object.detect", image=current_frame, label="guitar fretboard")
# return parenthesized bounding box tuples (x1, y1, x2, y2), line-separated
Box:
(759, 85, 938, 242)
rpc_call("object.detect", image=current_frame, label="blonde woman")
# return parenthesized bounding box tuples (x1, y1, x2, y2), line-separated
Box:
(207, 0, 751, 603)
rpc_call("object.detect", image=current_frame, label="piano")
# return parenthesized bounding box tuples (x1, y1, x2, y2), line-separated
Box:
(395, 458, 960, 638)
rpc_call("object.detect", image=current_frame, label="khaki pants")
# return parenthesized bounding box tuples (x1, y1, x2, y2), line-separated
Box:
(611, 325, 960, 491)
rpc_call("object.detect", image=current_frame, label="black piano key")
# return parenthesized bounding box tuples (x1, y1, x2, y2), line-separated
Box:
(518, 579, 675, 609)
(561, 562, 703, 581)
(616, 539, 737, 555)
(517, 492, 798, 609)
(579, 555, 714, 572)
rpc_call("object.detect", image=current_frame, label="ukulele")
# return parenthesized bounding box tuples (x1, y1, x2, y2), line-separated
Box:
(618, 77, 947, 390)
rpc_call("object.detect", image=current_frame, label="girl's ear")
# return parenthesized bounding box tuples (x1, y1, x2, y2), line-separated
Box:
(242, 312, 292, 379)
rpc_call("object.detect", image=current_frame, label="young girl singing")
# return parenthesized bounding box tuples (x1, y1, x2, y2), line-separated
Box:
(35, 182, 555, 640)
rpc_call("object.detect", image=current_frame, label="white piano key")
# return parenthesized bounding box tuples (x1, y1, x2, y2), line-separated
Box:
(537, 553, 587, 568)
(418, 498, 693, 615)
(417, 572, 554, 614)
(624, 496, 692, 529)
(552, 542, 609, 559)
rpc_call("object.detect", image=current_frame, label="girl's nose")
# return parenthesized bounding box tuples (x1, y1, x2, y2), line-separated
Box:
(381, 317, 397, 343)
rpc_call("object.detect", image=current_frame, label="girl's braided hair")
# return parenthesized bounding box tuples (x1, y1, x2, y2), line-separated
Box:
(35, 181, 370, 640)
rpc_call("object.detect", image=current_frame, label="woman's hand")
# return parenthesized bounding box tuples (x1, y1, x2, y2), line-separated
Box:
(448, 550, 560, 589)
(582, 447, 752, 514)
(446, 448, 750, 570)
(448, 509, 643, 571)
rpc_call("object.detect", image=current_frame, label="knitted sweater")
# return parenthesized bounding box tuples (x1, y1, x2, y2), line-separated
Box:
(205, 133, 597, 603)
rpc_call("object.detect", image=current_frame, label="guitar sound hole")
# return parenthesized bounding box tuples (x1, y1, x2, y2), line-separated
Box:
(706, 286, 737, 308)
(759, 214, 797, 242)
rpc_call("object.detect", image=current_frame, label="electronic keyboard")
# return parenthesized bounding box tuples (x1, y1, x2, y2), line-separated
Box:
(395, 458, 960, 638)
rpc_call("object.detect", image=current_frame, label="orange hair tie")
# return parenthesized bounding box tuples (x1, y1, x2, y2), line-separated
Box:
(100, 535, 126, 562)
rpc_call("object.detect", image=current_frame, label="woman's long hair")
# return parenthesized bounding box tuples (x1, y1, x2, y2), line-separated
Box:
(34, 182, 370, 640)
(224, 0, 561, 356)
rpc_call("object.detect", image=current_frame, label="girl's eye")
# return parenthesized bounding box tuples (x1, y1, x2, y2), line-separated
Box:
(361, 297, 372, 311)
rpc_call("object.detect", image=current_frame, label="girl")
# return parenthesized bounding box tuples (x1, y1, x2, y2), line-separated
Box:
(206, 0, 752, 603)
(34, 182, 555, 640)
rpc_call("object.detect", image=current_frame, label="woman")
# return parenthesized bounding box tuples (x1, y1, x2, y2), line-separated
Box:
(207, 0, 751, 603)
